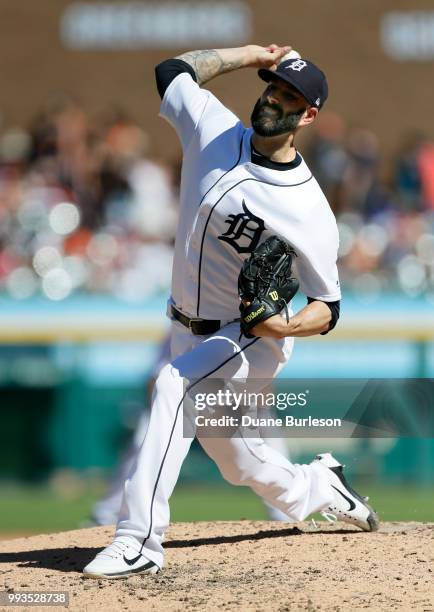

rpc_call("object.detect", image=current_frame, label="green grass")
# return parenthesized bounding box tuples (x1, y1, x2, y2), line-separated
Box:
(0, 483, 432, 535)
(0, 488, 99, 532)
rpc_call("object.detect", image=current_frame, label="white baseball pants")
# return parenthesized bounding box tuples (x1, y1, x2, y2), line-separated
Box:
(116, 319, 333, 568)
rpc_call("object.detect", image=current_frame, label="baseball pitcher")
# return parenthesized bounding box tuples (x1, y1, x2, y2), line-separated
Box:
(84, 43, 379, 579)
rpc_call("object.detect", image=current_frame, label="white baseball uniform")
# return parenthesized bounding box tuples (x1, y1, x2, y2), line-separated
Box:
(92, 333, 290, 525)
(91, 335, 171, 527)
(115, 72, 341, 568)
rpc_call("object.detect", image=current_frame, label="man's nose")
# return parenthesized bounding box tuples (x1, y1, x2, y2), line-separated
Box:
(265, 88, 279, 105)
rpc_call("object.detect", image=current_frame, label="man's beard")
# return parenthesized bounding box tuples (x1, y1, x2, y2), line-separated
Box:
(250, 98, 306, 137)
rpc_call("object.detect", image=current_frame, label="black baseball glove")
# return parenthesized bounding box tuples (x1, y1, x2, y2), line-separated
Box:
(238, 235, 299, 338)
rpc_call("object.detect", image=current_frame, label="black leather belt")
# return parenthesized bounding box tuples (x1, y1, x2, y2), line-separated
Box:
(171, 305, 223, 335)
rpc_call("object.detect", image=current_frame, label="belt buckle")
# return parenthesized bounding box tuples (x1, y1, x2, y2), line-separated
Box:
(188, 317, 203, 334)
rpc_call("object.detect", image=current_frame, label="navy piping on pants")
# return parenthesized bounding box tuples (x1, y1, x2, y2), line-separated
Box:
(139, 335, 260, 552)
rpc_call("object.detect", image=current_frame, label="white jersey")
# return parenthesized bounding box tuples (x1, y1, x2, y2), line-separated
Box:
(160, 73, 341, 321)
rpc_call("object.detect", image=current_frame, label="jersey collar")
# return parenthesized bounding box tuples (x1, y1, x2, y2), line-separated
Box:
(249, 139, 302, 171)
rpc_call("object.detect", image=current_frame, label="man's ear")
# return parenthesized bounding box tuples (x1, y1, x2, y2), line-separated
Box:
(299, 106, 319, 127)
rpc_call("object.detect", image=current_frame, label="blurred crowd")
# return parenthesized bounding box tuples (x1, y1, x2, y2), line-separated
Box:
(0, 95, 178, 301)
(0, 99, 433, 303)
(305, 112, 434, 302)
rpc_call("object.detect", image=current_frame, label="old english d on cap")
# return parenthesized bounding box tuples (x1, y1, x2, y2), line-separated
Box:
(258, 58, 328, 109)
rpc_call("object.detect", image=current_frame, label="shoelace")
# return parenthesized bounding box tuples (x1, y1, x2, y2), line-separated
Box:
(99, 540, 129, 559)
(320, 512, 338, 524)
(310, 513, 337, 529)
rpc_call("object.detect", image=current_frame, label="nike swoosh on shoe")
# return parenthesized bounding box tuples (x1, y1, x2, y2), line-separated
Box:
(123, 552, 144, 566)
(331, 485, 356, 511)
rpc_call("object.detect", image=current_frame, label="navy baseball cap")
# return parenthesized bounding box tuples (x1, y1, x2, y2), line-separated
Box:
(258, 58, 328, 109)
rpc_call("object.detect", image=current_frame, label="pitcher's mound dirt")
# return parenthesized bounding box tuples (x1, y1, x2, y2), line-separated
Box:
(0, 521, 433, 611)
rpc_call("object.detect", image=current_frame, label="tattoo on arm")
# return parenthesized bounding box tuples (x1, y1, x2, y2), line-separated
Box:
(175, 50, 243, 85)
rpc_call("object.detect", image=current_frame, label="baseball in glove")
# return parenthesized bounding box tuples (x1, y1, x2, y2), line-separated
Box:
(238, 235, 299, 338)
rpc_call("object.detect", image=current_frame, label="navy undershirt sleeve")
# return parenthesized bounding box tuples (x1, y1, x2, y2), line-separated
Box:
(155, 59, 197, 99)
(307, 297, 340, 335)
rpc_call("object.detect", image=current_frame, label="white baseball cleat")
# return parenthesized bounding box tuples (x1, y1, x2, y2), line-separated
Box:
(313, 453, 379, 532)
(83, 536, 160, 579)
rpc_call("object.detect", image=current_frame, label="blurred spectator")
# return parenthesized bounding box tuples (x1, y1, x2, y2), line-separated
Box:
(305, 111, 348, 214)
(340, 128, 386, 218)
(394, 132, 424, 212)
(418, 141, 434, 212)
(101, 109, 177, 239)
